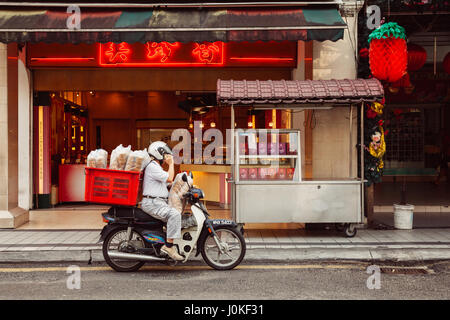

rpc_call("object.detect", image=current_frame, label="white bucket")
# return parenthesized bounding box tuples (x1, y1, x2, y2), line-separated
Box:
(393, 204, 414, 229)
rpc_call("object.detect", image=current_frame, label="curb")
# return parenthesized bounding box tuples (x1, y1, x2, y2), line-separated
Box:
(1, 247, 450, 264)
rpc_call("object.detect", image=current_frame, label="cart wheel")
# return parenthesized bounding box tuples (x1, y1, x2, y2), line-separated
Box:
(343, 224, 357, 238)
(335, 223, 345, 232)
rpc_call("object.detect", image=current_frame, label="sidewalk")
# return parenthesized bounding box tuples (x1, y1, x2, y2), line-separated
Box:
(1, 227, 450, 263)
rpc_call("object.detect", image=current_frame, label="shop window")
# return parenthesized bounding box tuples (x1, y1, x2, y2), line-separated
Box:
(385, 106, 443, 170)
(385, 108, 425, 169)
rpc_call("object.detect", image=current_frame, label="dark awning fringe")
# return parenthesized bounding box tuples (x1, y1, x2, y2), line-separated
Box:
(0, 7, 347, 43)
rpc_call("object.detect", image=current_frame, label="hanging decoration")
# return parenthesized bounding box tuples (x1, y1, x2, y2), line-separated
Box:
(389, 72, 415, 94)
(443, 52, 450, 75)
(407, 43, 427, 71)
(364, 100, 386, 186)
(368, 22, 408, 83)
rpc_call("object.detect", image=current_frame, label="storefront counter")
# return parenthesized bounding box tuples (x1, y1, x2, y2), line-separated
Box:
(179, 164, 231, 207)
(59, 164, 86, 203)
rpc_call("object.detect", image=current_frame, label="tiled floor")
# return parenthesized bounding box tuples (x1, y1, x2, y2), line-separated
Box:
(13, 181, 450, 231)
(373, 211, 450, 228)
(19, 204, 306, 230)
(1, 228, 449, 252)
(375, 181, 450, 206)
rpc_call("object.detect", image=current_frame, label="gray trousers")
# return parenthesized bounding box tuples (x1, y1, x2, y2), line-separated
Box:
(141, 198, 181, 239)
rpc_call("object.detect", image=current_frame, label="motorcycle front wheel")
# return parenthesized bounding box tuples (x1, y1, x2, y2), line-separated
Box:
(102, 226, 146, 272)
(200, 226, 246, 270)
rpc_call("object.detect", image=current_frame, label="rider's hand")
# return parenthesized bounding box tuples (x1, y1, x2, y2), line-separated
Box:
(165, 154, 174, 165)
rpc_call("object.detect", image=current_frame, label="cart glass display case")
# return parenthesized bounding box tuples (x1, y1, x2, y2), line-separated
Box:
(235, 129, 301, 183)
(232, 127, 363, 227)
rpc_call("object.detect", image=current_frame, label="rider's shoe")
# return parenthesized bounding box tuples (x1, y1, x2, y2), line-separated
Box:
(161, 245, 184, 261)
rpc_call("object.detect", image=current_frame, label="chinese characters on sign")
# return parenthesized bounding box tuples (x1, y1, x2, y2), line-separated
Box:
(99, 41, 224, 66)
(104, 42, 131, 63)
(146, 42, 180, 62)
(192, 43, 220, 63)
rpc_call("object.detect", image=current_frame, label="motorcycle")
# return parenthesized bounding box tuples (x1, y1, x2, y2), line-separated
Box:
(99, 173, 246, 272)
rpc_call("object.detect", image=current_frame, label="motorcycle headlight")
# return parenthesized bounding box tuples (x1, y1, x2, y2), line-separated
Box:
(192, 189, 204, 199)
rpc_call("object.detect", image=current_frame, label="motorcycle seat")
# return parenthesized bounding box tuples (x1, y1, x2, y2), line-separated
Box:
(108, 207, 165, 226)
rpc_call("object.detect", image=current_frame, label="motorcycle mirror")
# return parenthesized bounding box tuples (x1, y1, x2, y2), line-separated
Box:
(182, 173, 188, 182)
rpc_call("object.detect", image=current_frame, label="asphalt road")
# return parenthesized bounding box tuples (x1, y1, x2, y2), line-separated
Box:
(0, 260, 449, 302)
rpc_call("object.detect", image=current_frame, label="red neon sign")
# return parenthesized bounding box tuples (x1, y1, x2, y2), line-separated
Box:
(229, 57, 294, 62)
(30, 57, 95, 62)
(146, 42, 180, 63)
(192, 43, 220, 63)
(98, 42, 225, 67)
(27, 41, 297, 68)
(104, 42, 131, 63)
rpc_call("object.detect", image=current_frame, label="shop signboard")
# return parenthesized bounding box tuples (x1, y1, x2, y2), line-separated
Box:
(99, 41, 225, 67)
(27, 41, 297, 68)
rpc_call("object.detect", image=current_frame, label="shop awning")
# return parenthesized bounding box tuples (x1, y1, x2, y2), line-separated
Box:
(0, 7, 346, 43)
(216, 79, 385, 105)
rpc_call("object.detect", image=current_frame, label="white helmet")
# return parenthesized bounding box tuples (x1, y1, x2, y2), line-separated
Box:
(148, 141, 173, 161)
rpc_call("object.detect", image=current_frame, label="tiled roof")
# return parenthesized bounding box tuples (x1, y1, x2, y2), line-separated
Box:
(217, 79, 384, 105)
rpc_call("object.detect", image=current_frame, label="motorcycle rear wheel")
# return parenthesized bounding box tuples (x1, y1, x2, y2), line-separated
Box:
(103, 226, 146, 272)
(200, 226, 246, 270)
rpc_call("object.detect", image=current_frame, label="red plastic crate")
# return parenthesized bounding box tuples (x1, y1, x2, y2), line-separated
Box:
(85, 167, 142, 206)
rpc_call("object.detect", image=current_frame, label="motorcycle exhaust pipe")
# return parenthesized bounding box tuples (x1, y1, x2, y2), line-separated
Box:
(107, 251, 166, 262)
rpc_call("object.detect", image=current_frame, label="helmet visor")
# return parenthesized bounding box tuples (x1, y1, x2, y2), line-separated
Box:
(157, 145, 173, 157)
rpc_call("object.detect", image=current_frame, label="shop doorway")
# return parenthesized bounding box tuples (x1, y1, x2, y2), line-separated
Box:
(93, 119, 133, 153)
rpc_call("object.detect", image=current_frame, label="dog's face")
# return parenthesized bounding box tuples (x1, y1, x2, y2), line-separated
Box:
(177, 172, 193, 188)
(185, 173, 194, 188)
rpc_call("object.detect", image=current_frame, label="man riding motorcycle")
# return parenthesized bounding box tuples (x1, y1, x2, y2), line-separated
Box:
(99, 141, 246, 272)
(140, 141, 184, 261)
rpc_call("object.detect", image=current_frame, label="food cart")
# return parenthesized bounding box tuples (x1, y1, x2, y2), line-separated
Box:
(217, 79, 384, 237)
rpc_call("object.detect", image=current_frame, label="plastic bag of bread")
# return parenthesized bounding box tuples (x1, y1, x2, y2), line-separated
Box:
(168, 172, 193, 213)
(87, 149, 108, 168)
(109, 144, 131, 170)
(125, 149, 151, 172)
(95, 149, 108, 168)
(87, 150, 97, 167)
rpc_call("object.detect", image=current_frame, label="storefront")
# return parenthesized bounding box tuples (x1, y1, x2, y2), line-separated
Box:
(28, 40, 299, 209)
(0, 1, 362, 228)
(356, 1, 450, 225)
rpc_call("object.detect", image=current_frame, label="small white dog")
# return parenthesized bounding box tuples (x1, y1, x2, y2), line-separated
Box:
(168, 172, 196, 228)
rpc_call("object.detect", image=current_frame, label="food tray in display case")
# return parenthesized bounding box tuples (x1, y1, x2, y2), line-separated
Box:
(235, 129, 301, 183)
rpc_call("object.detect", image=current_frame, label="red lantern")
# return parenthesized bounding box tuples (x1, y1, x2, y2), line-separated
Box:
(407, 43, 427, 71)
(359, 47, 369, 59)
(370, 38, 407, 83)
(443, 52, 450, 75)
(369, 23, 408, 83)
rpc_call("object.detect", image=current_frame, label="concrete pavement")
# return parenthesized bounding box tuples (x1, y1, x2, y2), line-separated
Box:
(1, 227, 450, 264)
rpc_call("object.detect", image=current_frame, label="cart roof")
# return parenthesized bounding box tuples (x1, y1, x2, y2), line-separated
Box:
(217, 79, 384, 106)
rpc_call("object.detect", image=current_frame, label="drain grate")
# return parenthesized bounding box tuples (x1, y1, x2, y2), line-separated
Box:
(380, 267, 430, 275)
